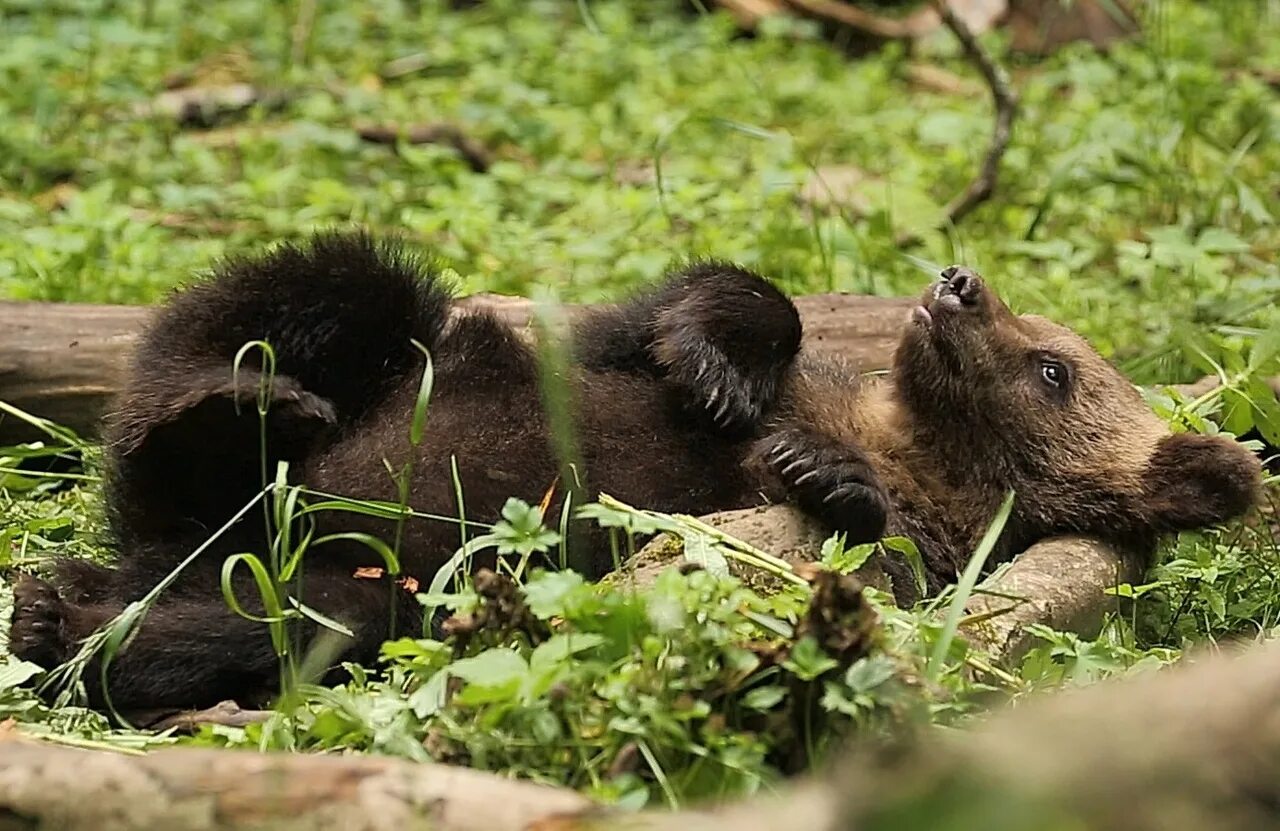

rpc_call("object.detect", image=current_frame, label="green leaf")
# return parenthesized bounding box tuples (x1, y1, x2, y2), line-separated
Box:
(1247, 321, 1280, 373)
(408, 340, 435, 447)
(682, 532, 729, 577)
(409, 669, 450, 718)
(531, 708, 562, 744)
(522, 570, 586, 619)
(1195, 227, 1250, 254)
(1246, 377, 1280, 447)
(0, 655, 43, 690)
(449, 648, 528, 701)
(822, 533, 875, 574)
(741, 685, 786, 711)
(1221, 387, 1256, 437)
(1103, 581, 1162, 599)
(844, 655, 896, 693)
(882, 536, 927, 597)
(782, 636, 838, 681)
(287, 597, 355, 638)
(492, 498, 561, 556)
(529, 632, 606, 671)
(24, 517, 74, 541)
(1201, 584, 1227, 621)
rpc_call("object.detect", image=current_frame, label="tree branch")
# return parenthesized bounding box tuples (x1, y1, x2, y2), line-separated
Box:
(356, 122, 494, 172)
(896, 0, 1019, 246)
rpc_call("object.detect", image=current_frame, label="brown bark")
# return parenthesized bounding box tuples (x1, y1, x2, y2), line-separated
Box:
(961, 534, 1140, 663)
(3, 639, 1277, 831)
(0, 739, 590, 831)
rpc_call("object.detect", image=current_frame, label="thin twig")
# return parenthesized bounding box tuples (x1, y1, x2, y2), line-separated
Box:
(896, 0, 1019, 247)
(145, 701, 274, 733)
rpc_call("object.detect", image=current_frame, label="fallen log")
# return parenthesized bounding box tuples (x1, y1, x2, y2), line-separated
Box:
(2, 637, 1276, 831)
(0, 739, 591, 831)
(961, 533, 1140, 663)
(0, 294, 912, 444)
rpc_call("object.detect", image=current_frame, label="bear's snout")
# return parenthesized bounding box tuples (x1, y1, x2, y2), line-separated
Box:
(936, 266, 984, 307)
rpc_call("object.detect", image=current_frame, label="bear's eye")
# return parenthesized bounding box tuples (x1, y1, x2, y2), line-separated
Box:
(1039, 359, 1067, 390)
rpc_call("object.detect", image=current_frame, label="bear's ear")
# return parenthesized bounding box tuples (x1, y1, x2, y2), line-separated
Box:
(1143, 433, 1262, 532)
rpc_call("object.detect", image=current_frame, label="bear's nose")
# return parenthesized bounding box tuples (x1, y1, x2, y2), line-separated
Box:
(938, 265, 983, 306)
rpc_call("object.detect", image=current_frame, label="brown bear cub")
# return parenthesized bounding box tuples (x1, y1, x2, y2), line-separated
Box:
(9, 233, 1261, 713)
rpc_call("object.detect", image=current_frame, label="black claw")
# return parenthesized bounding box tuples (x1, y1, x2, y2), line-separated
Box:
(656, 330, 785, 433)
(760, 428, 888, 544)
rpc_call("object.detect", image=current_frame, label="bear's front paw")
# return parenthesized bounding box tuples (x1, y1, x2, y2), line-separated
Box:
(10, 575, 69, 669)
(763, 429, 888, 544)
(663, 340, 778, 432)
(223, 374, 337, 426)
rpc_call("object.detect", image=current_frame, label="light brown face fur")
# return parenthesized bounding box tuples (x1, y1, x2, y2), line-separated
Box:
(891, 267, 1262, 556)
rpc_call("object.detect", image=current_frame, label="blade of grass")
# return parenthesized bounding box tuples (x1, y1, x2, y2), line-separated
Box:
(926, 489, 1015, 683)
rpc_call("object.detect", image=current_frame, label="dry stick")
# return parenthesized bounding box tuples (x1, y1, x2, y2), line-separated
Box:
(356, 123, 494, 172)
(781, 0, 922, 38)
(896, 0, 1019, 247)
(144, 700, 274, 734)
(713, 0, 786, 29)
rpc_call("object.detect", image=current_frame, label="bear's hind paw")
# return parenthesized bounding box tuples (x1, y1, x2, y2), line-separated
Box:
(10, 575, 69, 669)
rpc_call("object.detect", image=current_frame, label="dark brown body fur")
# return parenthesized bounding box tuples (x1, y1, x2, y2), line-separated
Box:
(9, 235, 1262, 713)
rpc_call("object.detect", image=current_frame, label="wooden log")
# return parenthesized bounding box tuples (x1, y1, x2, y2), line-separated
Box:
(961, 534, 1140, 664)
(0, 739, 591, 831)
(2, 638, 1277, 831)
(0, 303, 147, 444)
(0, 294, 914, 444)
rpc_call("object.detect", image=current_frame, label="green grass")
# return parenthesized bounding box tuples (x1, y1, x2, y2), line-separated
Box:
(1, 0, 1279, 810)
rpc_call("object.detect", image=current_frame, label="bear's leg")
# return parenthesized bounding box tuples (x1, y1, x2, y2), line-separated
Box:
(576, 263, 803, 432)
(108, 365, 337, 552)
(755, 426, 889, 544)
(112, 364, 336, 462)
(10, 571, 410, 713)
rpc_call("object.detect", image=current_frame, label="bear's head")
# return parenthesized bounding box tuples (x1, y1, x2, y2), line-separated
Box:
(893, 266, 1262, 551)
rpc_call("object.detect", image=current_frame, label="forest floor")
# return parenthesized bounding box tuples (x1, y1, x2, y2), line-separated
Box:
(1, 0, 1278, 810)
